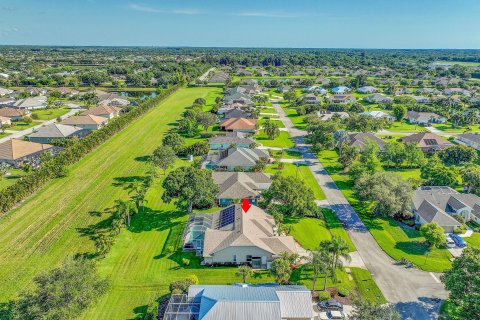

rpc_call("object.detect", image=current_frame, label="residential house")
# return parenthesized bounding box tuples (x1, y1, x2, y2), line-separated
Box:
(162, 284, 315, 320)
(347, 132, 386, 151)
(182, 204, 306, 267)
(455, 133, 480, 150)
(237, 69, 253, 77)
(13, 96, 48, 110)
(364, 93, 393, 104)
(406, 111, 447, 125)
(208, 132, 255, 150)
(20, 87, 47, 96)
(302, 94, 320, 105)
(209, 72, 230, 83)
(316, 111, 350, 121)
(401, 132, 453, 153)
(412, 96, 431, 104)
(220, 118, 257, 133)
(277, 85, 292, 93)
(331, 86, 350, 94)
(0, 116, 11, 126)
(0, 87, 13, 96)
(444, 88, 471, 96)
(393, 88, 412, 96)
(28, 123, 88, 144)
(61, 114, 107, 130)
(358, 86, 377, 94)
(0, 97, 16, 106)
(224, 108, 251, 119)
(212, 172, 272, 206)
(81, 105, 122, 119)
(360, 110, 394, 122)
(330, 94, 356, 104)
(0, 139, 53, 168)
(56, 87, 80, 98)
(0, 107, 30, 121)
(416, 88, 441, 95)
(412, 186, 480, 232)
(205, 147, 269, 171)
(95, 91, 130, 107)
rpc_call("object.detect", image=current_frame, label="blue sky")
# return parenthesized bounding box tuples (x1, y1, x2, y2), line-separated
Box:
(0, 0, 479, 48)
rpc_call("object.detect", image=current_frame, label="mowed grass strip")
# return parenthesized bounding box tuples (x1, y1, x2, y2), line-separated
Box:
(0, 87, 222, 302)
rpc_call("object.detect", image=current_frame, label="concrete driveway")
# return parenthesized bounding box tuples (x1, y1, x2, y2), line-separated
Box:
(271, 101, 449, 319)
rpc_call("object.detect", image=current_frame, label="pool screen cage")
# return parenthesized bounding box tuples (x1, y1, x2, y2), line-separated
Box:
(162, 294, 201, 320)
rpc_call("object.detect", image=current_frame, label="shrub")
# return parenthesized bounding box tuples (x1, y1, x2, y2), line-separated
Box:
(337, 285, 350, 297)
(165, 245, 175, 254)
(182, 258, 190, 266)
(318, 291, 331, 301)
(454, 224, 467, 234)
(31, 113, 39, 120)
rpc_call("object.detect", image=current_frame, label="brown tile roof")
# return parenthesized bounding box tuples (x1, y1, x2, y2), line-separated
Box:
(61, 114, 107, 126)
(0, 139, 52, 161)
(220, 117, 257, 130)
(401, 132, 452, 149)
(0, 107, 26, 117)
(81, 105, 121, 116)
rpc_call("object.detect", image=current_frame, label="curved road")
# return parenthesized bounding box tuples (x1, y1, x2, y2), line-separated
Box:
(270, 101, 448, 319)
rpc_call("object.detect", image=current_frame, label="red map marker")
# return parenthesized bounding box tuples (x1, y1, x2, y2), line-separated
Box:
(241, 198, 251, 213)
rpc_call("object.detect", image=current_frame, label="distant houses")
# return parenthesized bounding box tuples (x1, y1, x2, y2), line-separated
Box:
(0, 139, 53, 168)
(360, 110, 394, 122)
(61, 114, 108, 130)
(12, 96, 47, 110)
(406, 111, 447, 125)
(401, 132, 452, 153)
(330, 94, 356, 104)
(364, 93, 393, 104)
(358, 86, 377, 94)
(212, 172, 272, 206)
(0, 107, 30, 121)
(331, 86, 350, 94)
(81, 105, 122, 119)
(455, 133, 480, 150)
(302, 94, 321, 105)
(347, 132, 386, 151)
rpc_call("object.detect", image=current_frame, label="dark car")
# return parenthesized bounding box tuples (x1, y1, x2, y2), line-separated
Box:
(318, 299, 343, 311)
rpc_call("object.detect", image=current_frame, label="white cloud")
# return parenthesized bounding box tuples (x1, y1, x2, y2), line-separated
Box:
(128, 3, 201, 15)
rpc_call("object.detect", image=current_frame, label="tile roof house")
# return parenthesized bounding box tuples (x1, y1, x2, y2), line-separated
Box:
(208, 132, 255, 150)
(302, 94, 320, 105)
(212, 172, 272, 206)
(330, 94, 356, 104)
(13, 96, 48, 110)
(220, 118, 257, 133)
(359, 110, 394, 122)
(0, 116, 11, 126)
(0, 87, 13, 96)
(347, 132, 386, 151)
(28, 123, 88, 144)
(182, 205, 306, 267)
(364, 93, 393, 104)
(61, 114, 108, 130)
(331, 86, 350, 94)
(0, 97, 15, 106)
(162, 283, 315, 320)
(0, 107, 30, 121)
(81, 105, 122, 119)
(0, 139, 53, 168)
(205, 147, 269, 172)
(224, 108, 251, 119)
(401, 132, 453, 153)
(455, 133, 480, 151)
(209, 72, 230, 83)
(412, 186, 480, 232)
(316, 111, 349, 121)
(444, 88, 471, 96)
(406, 111, 447, 125)
(412, 96, 431, 104)
(358, 86, 377, 94)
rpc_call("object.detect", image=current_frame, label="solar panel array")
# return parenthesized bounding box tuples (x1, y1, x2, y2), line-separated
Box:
(219, 205, 236, 228)
(424, 139, 438, 146)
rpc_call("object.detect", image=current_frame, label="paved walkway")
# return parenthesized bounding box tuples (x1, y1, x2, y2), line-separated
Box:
(425, 126, 455, 137)
(271, 101, 448, 319)
(0, 105, 82, 144)
(198, 67, 216, 81)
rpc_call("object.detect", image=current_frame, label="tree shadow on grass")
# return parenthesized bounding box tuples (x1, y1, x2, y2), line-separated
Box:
(132, 293, 170, 320)
(112, 175, 150, 190)
(395, 241, 429, 256)
(134, 155, 151, 163)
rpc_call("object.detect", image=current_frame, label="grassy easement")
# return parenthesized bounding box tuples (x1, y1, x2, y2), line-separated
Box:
(31, 107, 71, 120)
(350, 267, 387, 304)
(8, 120, 42, 130)
(0, 87, 222, 304)
(255, 130, 295, 148)
(318, 149, 453, 272)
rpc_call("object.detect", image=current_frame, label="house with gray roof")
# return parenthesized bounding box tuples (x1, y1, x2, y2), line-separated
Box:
(212, 172, 272, 206)
(224, 108, 251, 119)
(455, 133, 480, 151)
(13, 95, 47, 110)
(163, 283, 315, 320)
(182, 205, 306, 267)
(406, 111, 447, 125)
(347, 132, 386, 151)
(209, 132, 255, 150)
(412, 186, 480, 232)
(364, 93, 393, 104)
(358, 86, 377, 94)
(205, 147, 269, 171)
(28, 123, 89, 144)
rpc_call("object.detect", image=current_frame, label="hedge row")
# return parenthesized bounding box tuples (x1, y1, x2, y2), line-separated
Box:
(0, 85, 180, 214)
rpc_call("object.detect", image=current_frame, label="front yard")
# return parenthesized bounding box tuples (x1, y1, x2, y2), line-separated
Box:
(31, 107, 71, 120)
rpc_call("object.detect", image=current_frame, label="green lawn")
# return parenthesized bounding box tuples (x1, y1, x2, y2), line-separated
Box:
(0, 168, 27, 191)
(282, 107, 307, 130)
(255, 130, 295, 148)
(464, 233, 480, 249)
(432, 123, 480, 133)
(387, 121, 426, 133)
(350, 267, 387, 304)
(0, 132, 11, 139)
(8, 120, 42, 131)
(265, 163, 325, 200)
(31, 108, 70, 120)
(318, 150, 453, 272)
(0, 87, 223, 307)
(258, 118, 285, 128)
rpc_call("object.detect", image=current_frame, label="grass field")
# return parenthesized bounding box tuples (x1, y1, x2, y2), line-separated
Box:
(0, 87, 223, 306)
(387, 121, 426, 133)
(0, 132, 10, 139)
(31, 107, 71, 120)
(350, 267, 387, 304)
(255, 130, 295, 148)
(282, 106, 307, 130)
(432, 123, 480, 133)
(465, 233, 480, 248)
(265, 162, 325, 200)
(8, 120, 42, 130)
(0, 168, 27, 191)
(318, 149, 453, 272)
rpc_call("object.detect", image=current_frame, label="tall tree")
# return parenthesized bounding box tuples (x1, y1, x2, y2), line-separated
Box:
(404, 143, 425, 168)
(381, 141, 406, 168)
(152, 145, 177, 175)
(333, 130, 349, 156)
(320, 236, 351, 283)
(162, 167, 219, 213)
(420, 222, 446, 262)
(196, 112, 217, 132)
(270, 256, 292, 284)
(306, 249, 331, 291)
(235, 265, 254, 283)
(163, 133, 185, 154)
(348, 298, 400, 320)
(392, 105, 407, 122)
(264, 119, 280, 140)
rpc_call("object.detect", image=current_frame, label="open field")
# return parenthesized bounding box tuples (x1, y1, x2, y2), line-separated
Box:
(0, 87, 222, 304)
(318, 150, 453, 272)
(433, 60, 480, 67)
(255, 130, 295, 148)
(8, 120, 42, 130)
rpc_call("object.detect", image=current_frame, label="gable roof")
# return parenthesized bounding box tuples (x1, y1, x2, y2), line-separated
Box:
(215, 148, 269, 168)
(401, 132, 452, 149)
(13, 96, 47, 109)
(0, 107, 26, 117)
(457, 133, 480, 145)
(28, 123, 84, 139)
(220, 118, 257, 130)
(209, 132, 255, 146)
(61, 114, 107, 126)
(0, 139, 52, 161)
(81, 105, 122, 117)
(347, 132, 386, 150)
(212, 172, 272, 199)
(407, 111, 445, 122)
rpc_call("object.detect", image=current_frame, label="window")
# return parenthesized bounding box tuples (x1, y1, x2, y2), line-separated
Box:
(233, 255, 237, 263)
(246, 255, 252, 262)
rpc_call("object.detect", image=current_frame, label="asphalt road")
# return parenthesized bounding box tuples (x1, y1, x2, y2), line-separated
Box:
(271, 101, 449, 319)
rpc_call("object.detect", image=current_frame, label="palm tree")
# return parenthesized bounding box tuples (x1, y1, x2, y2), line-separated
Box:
(320, 236, 351, 282)
(306, 250, 331, 291)
(235, 265, 253, 283)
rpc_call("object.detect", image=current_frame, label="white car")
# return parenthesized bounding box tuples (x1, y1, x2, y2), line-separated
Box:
(318, 310, 345, 320)
(446, 236, 456, 248)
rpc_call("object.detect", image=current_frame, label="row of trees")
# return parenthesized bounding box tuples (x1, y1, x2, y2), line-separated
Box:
(0, 85, 180, 214)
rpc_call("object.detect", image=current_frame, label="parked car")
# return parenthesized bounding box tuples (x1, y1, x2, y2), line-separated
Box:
(318, 299, 343, 311)
(319, 311, 345, 320)
(449, 233, 467, 248)
(445, 235, 456, 248)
